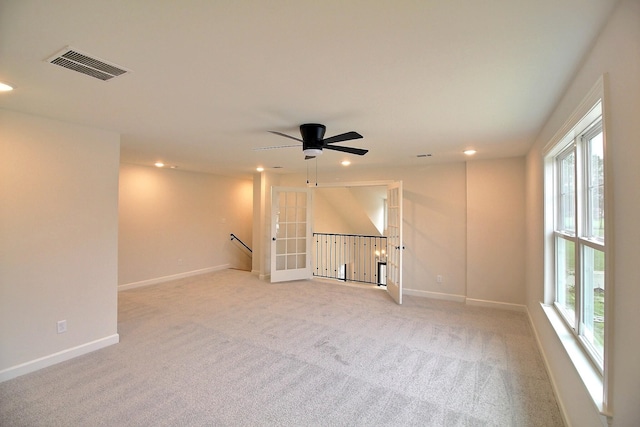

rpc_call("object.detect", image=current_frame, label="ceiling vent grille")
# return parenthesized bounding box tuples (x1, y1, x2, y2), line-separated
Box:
(47, 47, 130, 81)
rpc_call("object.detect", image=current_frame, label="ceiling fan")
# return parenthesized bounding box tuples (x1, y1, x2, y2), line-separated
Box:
(256, 123, 367, 159)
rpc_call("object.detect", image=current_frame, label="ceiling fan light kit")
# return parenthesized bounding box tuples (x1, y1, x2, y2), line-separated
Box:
(303, 148, 323, 156)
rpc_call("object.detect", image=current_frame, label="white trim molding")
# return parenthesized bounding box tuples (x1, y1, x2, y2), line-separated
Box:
(0, 334, 120, 383)
(526, 307, 572, 427)
(540, 303, 612, 421)
(465, 298, 527, 312)
(403, 288, 466, 303)
(541, 74, 612, 417)
(403, 289, 526, 312)
(118, 264, 230, 291)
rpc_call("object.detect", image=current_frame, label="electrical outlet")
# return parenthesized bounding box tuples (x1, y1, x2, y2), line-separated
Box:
(57, 320, 67, 334)
(437, 275, 443, 284)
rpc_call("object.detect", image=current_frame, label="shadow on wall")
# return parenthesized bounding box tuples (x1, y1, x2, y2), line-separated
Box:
(313, 186, 386, 236)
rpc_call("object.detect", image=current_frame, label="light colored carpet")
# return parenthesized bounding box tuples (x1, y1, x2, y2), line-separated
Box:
(0, 269, 563, 426)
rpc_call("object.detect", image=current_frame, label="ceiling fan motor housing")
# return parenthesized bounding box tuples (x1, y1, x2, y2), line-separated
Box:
(300, 123, 326, 150)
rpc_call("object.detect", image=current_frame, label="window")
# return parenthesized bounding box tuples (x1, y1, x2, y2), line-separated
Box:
(543, 76, 611, 414)
(553, 117, 605, 367)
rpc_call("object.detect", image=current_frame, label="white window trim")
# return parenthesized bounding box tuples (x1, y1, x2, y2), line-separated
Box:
(542, 75, 613, 418)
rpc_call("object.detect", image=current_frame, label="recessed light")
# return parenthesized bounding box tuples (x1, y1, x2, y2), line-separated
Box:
(463, 149, 477, 156)
(256, 167, 264, 172)
(154, 162, 165, 167)
(341, 160, 351, 166)
(0, 82, 14, 92)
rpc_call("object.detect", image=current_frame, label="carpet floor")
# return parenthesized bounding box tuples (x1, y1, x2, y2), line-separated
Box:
(0, 269, 563, 426)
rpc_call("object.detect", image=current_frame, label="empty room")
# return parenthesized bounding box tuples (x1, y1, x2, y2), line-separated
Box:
(1, 1, 639, 426)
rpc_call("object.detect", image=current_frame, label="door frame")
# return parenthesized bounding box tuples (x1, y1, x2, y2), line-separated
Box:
(311, 180, 403, 304)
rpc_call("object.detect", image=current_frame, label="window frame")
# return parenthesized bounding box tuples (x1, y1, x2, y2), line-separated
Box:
(542, 75, 612, 417)
(581, 121, 605, 245)
(552, 116, 605, 369)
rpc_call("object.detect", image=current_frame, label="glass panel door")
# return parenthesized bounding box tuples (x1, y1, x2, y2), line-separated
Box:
(271, 187, 312, 282)
(386, 181, 403, 304)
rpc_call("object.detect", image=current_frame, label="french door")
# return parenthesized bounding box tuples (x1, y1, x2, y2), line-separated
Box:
(386, 181, 403, 304)
(270, 187, 312, 283)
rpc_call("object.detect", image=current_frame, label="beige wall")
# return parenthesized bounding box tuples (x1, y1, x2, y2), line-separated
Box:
(0, 110, 120, 379)
(118, 164, 253, 287)
(525, 0, 640, 425)
(467, 157, 525, 306)
(313, 188, 359, 235)
(401, 163, 468, 299)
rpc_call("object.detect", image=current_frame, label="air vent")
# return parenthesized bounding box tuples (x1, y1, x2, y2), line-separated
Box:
(47, 47, 130, 81)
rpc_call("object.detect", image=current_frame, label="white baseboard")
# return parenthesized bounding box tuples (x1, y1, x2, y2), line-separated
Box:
(0, 334, 120, 383)
(118, 264, 230, 291)
(465, 298, 527, 312)
(526, 306, 572, 427)
(403, 288, 466, 303)
(251, 269, 270, 281)
(403, 289, 526, 312)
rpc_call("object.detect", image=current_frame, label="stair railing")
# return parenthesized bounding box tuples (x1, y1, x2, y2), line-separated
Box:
(230, 233, 252, 253)
(313, 233, 387, 286)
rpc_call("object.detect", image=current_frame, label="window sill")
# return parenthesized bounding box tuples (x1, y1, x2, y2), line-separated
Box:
(540, 303, 611, 419)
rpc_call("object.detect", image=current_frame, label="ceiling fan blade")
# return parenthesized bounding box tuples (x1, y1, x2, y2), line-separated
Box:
(305, 155, 316, 160)
(322, 131, 363, 145)
(324, 145, 368, 156)
(252, 144, 300, 151)
(268, 131, 303, 143)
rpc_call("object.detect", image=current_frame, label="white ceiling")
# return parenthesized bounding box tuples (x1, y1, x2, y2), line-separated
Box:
(0, 0, 618, 177)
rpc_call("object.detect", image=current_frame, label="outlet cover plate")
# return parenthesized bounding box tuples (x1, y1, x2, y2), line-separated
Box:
(57, 320, 67, 334)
